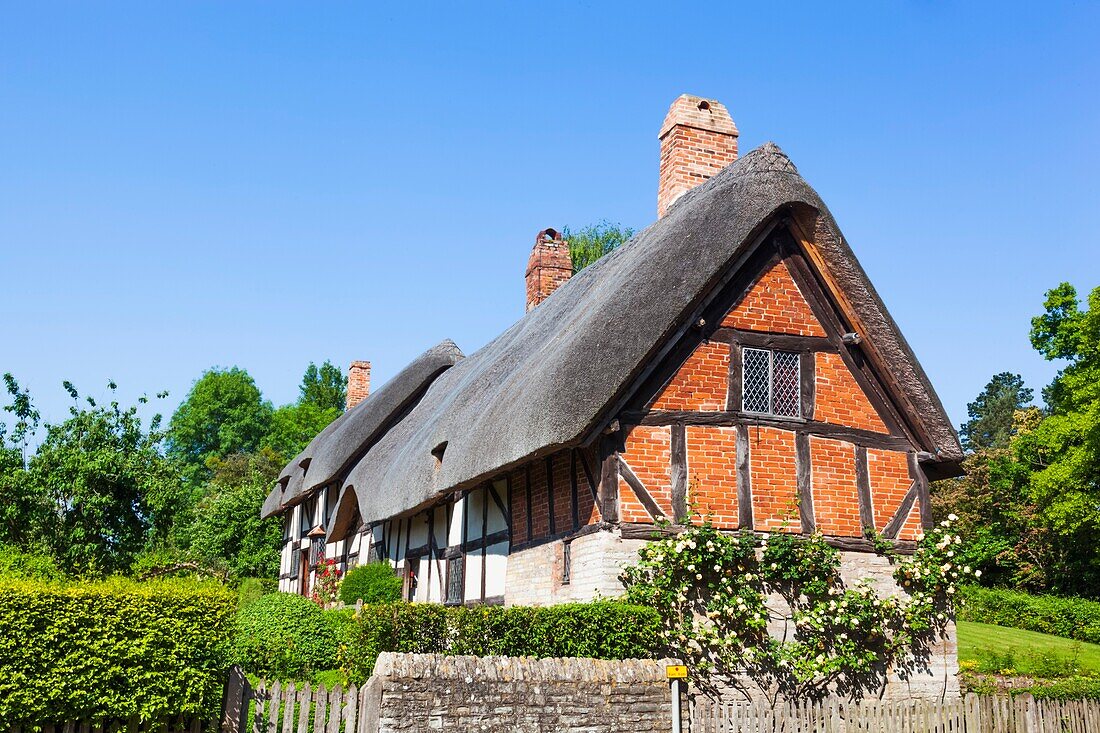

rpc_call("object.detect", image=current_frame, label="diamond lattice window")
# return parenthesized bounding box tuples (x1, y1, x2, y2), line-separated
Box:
(742, 348, 801, 418)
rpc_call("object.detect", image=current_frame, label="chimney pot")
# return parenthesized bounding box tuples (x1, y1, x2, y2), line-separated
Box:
(657, 94, 739, 217)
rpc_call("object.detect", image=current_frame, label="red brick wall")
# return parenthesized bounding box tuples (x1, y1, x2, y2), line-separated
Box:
(509, 450, 601, 545)
(868, 448, 912, 534)
(552, 452, 573, 536)
(723, 261, 826, 337)
(900, 502, 923, 541)
(650, 342, 729, 411)
(747, 427, 800, 532)
(528, 463, 550, 540)
(619, 426, 672, 523)
(815, 352, 888, 433)
(810, 437, 863, 537)
(686, 426, 739, 528)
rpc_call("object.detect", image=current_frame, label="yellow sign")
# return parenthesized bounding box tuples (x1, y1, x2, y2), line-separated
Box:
(666, 665, 688, 679)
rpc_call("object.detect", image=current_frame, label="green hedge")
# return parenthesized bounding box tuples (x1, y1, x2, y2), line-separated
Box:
(0, 576, 234, 725)
(339, 601, 661, 683)
(959, 586, 1100, 644)
(233, 592, 344, 679)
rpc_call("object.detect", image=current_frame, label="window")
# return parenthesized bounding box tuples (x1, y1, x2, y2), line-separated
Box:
(742, 348, 801, 418)
(445, 554, 465, 605)
(561, 541, 572, 586)
(325, 486, 339, 528)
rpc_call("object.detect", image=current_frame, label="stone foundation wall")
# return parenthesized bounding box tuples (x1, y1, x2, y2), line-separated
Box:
(504, 528, 647, 605)
(361, 652, 677, 733)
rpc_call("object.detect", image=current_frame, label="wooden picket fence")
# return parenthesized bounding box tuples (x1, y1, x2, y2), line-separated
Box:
(692, 693, 1100, 732)
(237, 679, 365, 733)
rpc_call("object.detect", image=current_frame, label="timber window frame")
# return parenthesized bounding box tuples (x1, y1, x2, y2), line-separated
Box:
(742, 347, 801, 418)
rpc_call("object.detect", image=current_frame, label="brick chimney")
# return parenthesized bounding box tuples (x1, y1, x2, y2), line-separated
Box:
(525, 228, 572, 312)
(657, 94, 739, 218)
(347, 360, 371, 409)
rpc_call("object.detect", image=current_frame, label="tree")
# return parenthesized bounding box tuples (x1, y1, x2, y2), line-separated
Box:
(1013, 283, 1100, 594)
(960, 372, 1034, 451)
(564, 221, 635, 273)
(261, 402, 341, 460)
(27, 382, 182, 575)
(299, 361, 346, 412)
(167, 367, 273, 480)
(188, 452, 283, 580)
(0, 374, 49, 548)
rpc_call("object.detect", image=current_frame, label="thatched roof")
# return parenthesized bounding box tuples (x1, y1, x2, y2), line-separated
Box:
(263, 143, 963, 530)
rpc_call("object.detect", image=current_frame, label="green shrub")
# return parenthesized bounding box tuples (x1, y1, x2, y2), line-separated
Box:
(0, 545, 64, 581)
(236, 577, 275, 609)
(233, 592, 341, 679)
(0, 576, 234, 724)
(339, 562, 403, 605)
(338, 600, 660, 683)
(960, 586, 1100, 644)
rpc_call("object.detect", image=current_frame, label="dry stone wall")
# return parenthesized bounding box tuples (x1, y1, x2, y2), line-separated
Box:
(361, 652, 678, 733)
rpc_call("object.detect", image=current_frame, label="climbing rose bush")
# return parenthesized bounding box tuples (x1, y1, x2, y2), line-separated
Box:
(621, 517, 972, 701)
(311, 557, 343, 607)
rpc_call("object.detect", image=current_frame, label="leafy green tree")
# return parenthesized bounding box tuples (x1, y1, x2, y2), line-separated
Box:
(262, 402, 341, 460)
(167, 367, 273, 480)
(27, 382, 182, 575)
(960, 372, 1034, 451)
(188, 452, 283, 580)
(299, 361, 346, 412)
(564, 221, 634, 273)
(0, 377, 49, 549)
(1012, 283, 1100, 594)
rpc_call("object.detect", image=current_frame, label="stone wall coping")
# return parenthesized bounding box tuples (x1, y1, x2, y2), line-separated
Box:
(373, 652, 681, 684)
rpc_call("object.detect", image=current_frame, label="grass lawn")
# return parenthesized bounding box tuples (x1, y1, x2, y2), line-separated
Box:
(957, 620, 1100, 677)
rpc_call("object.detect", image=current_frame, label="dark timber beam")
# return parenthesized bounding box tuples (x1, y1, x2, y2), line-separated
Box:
(795, 433, 815, 534)
(855, 446, 875, 533)
(618, 522, 918, 554)
(623, 410, 914, 452)
(736, 426, 753, 529)
(882, 481, 919, 540)
(908, 451, 933, 530)
(597, 434, 620, 524)
(715, 328, 837, 353)
(670, 424, 688, 523)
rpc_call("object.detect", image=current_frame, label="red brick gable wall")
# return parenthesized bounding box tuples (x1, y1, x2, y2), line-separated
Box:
(868, 448, 916, 539)
(747, 427, 800, 532)
(810, 436, 862, 537)
(815, 352, 888, 433)
(686, 426, 739, 527)
(650, 342, 729, 411)
(722, 260, 827, 337)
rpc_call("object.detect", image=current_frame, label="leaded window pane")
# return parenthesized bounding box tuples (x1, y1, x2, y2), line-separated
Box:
(742, 348, 771, 413)
(446, 555, 464, 605)
(772, 351, 801, 417)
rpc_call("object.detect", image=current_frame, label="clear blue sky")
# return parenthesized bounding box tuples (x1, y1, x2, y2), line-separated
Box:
(2, 2, 1098, 437)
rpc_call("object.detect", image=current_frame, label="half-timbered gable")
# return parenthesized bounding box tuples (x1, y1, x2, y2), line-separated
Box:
(615, 222, 932, 546)
(261, 95, 962, 628)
